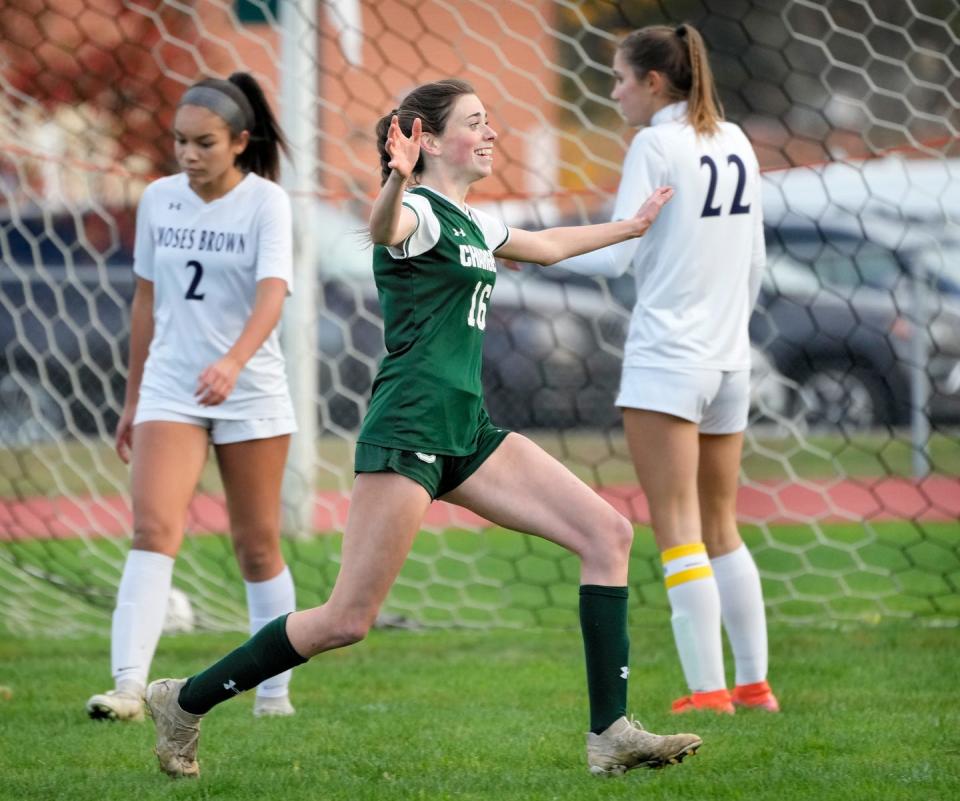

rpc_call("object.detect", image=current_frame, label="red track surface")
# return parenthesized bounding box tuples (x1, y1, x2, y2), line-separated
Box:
(2, 477, 958, 541)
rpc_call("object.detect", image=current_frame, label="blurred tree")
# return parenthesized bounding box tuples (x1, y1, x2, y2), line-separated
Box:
(0, 0, 201, 178)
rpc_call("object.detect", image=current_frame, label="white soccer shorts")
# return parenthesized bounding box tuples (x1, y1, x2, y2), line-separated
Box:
(133, 404, 297, 444)
(616, 366, 749, 434)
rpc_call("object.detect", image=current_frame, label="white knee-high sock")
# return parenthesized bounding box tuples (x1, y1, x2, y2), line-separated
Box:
(662, 543, 726, 693)
(246, 565, 296, 698)
(111, 549, 175, 694)
(711, 543, 768, 686)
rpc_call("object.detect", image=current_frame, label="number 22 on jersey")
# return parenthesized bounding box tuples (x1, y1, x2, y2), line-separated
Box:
(700, 154, 751, 218)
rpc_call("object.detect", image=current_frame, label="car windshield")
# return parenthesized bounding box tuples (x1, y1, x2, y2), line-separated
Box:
(769, 225, 960, 295)
(764, 248, 821, 299)
(768, 228, 901, 290)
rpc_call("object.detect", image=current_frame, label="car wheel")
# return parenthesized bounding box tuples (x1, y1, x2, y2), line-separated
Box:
(0, 372, 65, 444)
(795, 366, 890, 430)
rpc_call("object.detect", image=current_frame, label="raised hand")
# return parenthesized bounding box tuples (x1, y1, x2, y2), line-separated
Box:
(631, 186, 674, 236)
(386, 115, 422, 179)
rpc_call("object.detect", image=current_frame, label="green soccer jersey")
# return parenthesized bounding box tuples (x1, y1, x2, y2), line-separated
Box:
(358, 186, 509, 455)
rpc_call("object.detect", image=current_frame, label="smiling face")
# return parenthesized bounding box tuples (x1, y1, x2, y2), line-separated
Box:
(611, 48, 662, 128)
(173, 105, 248, 194)
(433, 93, 497, 182)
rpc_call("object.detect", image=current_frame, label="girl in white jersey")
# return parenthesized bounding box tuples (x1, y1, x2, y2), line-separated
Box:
(556, 24, 778, 715)
(86, 72, 298, 722)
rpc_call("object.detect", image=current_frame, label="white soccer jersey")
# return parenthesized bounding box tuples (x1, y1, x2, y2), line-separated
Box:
(557, 102, 765, 370)
(133, 172, 294, 419)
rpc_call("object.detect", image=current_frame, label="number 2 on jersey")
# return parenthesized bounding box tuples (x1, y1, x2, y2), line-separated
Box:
(700, 155, 751, 217)
(184, 260, 205, 300)
(467, 280, 492, 330)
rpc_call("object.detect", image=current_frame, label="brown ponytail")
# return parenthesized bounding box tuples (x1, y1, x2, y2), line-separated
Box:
(620, 23, 724, 136)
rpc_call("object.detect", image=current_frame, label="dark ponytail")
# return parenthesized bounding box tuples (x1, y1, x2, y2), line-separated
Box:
(375, 78, 475, 186)
(227, 72, 289, 181)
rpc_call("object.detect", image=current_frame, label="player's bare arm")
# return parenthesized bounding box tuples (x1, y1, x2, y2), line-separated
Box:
(497, 186, 673, 266)
(115, 277, 154, 463)
(369, 116, 423, 246)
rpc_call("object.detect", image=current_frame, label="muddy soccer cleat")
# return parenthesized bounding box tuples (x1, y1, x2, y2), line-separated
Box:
(671, 688, 735, 715)
(732, 680, 780, 712)
(586, 716, 702, 775)
(86, 688, 145, 722)
(145, 678, 202, 778)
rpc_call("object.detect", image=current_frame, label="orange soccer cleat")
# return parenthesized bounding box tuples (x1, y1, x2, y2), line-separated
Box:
(671, 688, 735, 715)
(732, 680, 780, 712)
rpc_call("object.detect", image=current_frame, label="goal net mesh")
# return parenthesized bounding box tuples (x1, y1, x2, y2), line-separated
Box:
(1, 0, 958, 636)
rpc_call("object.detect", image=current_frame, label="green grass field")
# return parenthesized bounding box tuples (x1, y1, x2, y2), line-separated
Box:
(1, 623, 958, 801)
(2, 432, 958, 798)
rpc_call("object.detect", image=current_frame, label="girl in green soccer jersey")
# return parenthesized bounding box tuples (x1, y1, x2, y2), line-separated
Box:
(144, 79, 701, 779)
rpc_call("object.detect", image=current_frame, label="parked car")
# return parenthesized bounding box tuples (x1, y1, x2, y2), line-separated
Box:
(537, 224, 960, 431)
(0, 207, 634, 441)
(9, 164, 958, 441)
(757, 223, 960, 428)
(534, 156, 960, 430)
(313, 211, 788, 432)
(0, 202, 133, 446)
(315, 263, 628, 431)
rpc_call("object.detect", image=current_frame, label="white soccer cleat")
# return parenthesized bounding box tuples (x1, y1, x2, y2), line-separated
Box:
(253, 694, 295, 718)
(86, 689, 145, 722)
(586, 716, 702, 775)
(145, 678, 203, 778)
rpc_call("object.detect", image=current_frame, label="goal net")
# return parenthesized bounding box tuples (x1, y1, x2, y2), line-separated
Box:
(1, 0, 958, 636)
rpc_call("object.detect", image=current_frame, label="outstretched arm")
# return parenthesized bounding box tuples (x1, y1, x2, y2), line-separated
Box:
(115, 277, 154, 463)
(369, 116, 423, 246)
(496, 187, 673, 266)
(546, 238, 636, 278)
(549, 132, 667, 277)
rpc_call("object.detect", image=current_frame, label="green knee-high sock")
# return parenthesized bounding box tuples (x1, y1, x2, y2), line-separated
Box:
(579, 585, 629, 734)
(178, 613, 307, 715)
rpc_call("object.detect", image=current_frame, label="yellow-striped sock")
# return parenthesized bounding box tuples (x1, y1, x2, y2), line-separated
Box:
(661, 542, 726, 693)
(662, 542, 714, 589)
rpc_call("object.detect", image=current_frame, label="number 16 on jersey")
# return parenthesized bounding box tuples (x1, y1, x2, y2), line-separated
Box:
(467, 280, 492, 330)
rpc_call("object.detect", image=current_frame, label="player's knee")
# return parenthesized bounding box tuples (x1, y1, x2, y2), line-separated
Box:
(579, 507, 633, 568)
(233, 540, 282, 579)
(131, 516, 177, 551)
(588, 505, 633, 554)
(700, 511, 740, 555)
(605, 511, 635, 561)
(704, 526, 743, 558)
